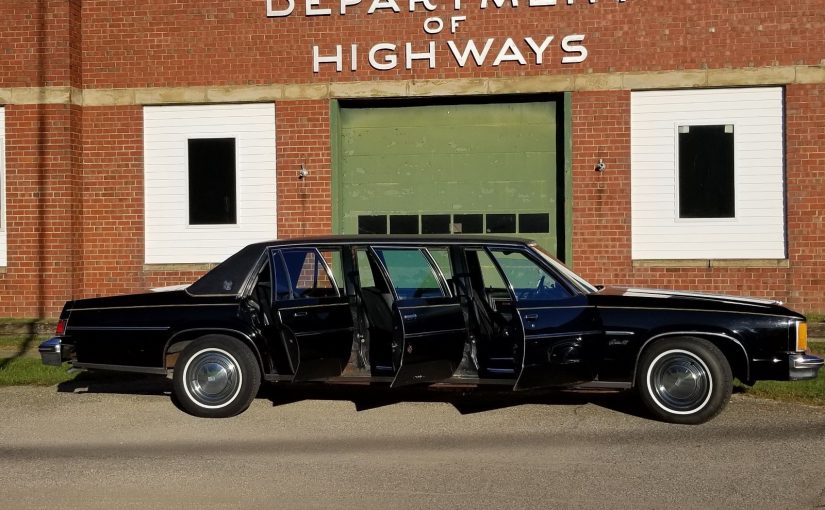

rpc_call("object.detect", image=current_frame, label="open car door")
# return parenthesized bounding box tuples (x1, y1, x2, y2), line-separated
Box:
(366, 247, 467, 388)
(269, 247, 355, 381)
(483, 247, 602, 390)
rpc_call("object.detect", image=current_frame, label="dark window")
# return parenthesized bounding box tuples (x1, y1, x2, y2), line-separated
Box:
(422, 215, 451, 234)
(188, 138, 236, 225)
(272, 248, 339, 300)
(358, 215, 387, 234)
(375, 248, 445, 300)
(453, 214, 483, 234)
(519, 213, 550, 233)
(486, 214, 516, 234)
(390, 215, 418, 234)
(678, 125, 735, 218)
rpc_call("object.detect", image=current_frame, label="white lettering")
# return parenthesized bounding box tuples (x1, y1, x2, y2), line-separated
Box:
(369, 43, 398, 70)
(446, 38, 495, 67)
(313, 45, 343, 72)
(340, 0, 361, 14)
(524, 36, 554, 64)
(351, 44, 358, 70)
(306, 0, 332, 16)
(561, 34, 588, 63)
(368, 0, 401, 14)
(480, 0, 518, 9)
(266, 0, 295, 16)
(450, 15, 466, 33)
(493, 38, 526, 66)
(528, 0, 555, 5)
(423, 17, 444, 34)
(453, 0, 461, 9)
(405, 41, 436, 69)
(409, 0, 437, 11)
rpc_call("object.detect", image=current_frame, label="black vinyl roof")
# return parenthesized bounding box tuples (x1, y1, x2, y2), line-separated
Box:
(187, 235, 536, 296)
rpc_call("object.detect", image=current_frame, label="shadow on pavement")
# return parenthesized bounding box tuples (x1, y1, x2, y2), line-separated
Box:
(56, 371, 647, 420)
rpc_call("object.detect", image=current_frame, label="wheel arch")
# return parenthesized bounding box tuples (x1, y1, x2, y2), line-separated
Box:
(164, 329, 268, 375)
(632, 331, 749, 387)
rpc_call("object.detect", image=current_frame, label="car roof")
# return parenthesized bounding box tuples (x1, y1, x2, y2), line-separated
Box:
(187, 235, 537, 296)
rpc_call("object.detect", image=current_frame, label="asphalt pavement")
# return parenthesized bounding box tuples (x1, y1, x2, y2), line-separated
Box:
(1, 378, 824, 509)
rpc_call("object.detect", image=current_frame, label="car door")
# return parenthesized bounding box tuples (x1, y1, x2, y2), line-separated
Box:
(269, 247, 355, 381)
(369, 247, 467, 388)
(485, 247, 602, 390)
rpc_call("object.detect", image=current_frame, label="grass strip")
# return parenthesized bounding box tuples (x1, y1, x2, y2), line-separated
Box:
(739, 342, 825, 406)
(0, 335, 49, 349)
(0, 358, 77, 386)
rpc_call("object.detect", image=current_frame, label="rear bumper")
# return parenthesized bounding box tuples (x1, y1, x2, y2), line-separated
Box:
(38, 337, 70, 366)
(789, 353, 824, 380)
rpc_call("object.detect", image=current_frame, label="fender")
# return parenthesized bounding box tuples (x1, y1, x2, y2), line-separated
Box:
(163, 328, 269, 375)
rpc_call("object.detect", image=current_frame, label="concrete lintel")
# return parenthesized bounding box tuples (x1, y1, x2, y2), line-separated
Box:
(1, 87, 72, 105)
(710, 259, 790, 268)
(407, 78, 490, 97)
(134, 87, 209, 105)
(142, 263, 217, 272)
(707, 66, 796, 87)
(488, 75, 575, 94)
(82, 88, 137, 106)
(282, 83, 329, 100)
(622, 70, 708, 90)
(206, 85, 283, 103)
(573, 73, 624, 91)
(795, 65, 825, 84)
(633, 259, 710, 268)
(330, 80, 408, 98)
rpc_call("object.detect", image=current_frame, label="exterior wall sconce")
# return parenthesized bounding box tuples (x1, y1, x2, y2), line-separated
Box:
(298, 163, 309, 179)
(595, 159, 606, 172)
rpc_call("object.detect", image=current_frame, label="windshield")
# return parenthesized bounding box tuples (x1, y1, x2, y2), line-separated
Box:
(531, 244, 599, 294)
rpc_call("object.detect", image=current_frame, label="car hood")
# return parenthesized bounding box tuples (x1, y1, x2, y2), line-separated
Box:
(590, 286, 802, 318)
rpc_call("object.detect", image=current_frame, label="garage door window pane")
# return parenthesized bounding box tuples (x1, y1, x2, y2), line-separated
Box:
(358, 215, 387, 234)
(422, 215, 451, 234)
(678, 125, 735, 219)
(390, 215, 419, 235)
(453, 214, 483, 234)
(519, 213, 550, 233)
(486, 214, 516, 234)
(188, 138, 236, 225)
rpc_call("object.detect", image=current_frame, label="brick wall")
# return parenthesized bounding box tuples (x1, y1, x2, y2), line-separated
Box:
(1, 1, 825, 316)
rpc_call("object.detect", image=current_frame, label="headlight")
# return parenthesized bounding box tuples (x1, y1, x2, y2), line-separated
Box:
(796, 321, 808, 352)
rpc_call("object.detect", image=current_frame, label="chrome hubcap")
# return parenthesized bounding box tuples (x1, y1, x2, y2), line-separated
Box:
(187, 351, 239, 406)
(650, 352, 710, 412)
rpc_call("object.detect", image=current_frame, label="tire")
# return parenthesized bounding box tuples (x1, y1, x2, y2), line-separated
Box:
(172, 335, 261, 418)
(635, 337, 732, 425)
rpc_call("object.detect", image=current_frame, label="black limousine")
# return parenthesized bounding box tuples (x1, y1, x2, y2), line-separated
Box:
(40, 236, 822, 424)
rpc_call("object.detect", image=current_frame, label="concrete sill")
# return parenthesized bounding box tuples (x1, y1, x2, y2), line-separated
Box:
(632, 259, 790, 269)
(142, 263, 218, 272)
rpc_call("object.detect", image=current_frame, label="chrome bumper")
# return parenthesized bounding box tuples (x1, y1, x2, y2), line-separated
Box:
(789, 353, 824, 380)
(38, 337, 66, 366)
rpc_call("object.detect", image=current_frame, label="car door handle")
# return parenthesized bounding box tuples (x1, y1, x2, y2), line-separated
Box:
(293, 311, 308, 318)
(524, 314, 539, 321)
(403, 313, 417, 321)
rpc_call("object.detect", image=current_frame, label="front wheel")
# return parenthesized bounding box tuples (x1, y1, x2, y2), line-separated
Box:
(636, 337, 732, 425)
(172, 335, 261, 418)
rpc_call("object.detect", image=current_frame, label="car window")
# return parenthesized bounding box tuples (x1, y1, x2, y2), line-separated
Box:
(427, 248, 452, 280)
(374, 248, 446, 300)
(489, 249, 572, 302)
(272, 248, 340, 300)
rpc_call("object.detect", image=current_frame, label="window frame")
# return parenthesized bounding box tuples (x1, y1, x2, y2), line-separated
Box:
(270, 247, 341, 301)
(369, 246, 452, 301)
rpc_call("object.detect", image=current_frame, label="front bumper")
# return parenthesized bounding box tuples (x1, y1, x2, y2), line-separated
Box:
(38, 337, 70, 366)
(789, 353, 825, 380)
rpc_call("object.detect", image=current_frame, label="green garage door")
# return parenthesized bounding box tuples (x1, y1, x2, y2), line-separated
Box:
(335, 99, 559, 254)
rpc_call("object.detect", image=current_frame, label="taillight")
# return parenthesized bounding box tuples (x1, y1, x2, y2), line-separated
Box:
(56, 319, 67, 336)
(796, 321, 808, 352)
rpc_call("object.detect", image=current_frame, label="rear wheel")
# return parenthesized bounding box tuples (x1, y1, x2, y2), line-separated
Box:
(172, 335, 261, 418)
(636, 337, 732, 425)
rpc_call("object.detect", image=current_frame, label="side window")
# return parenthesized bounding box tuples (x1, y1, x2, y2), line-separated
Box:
(427, 248, 452, 279)
(271, 248, 340, 300)
(355, 249, 377, 289)
(375, 248, 446, 300)
(489, 249, 572, 302)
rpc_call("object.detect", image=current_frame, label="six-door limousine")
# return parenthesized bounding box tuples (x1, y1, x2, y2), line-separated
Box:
(39, 236, 822, 424)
